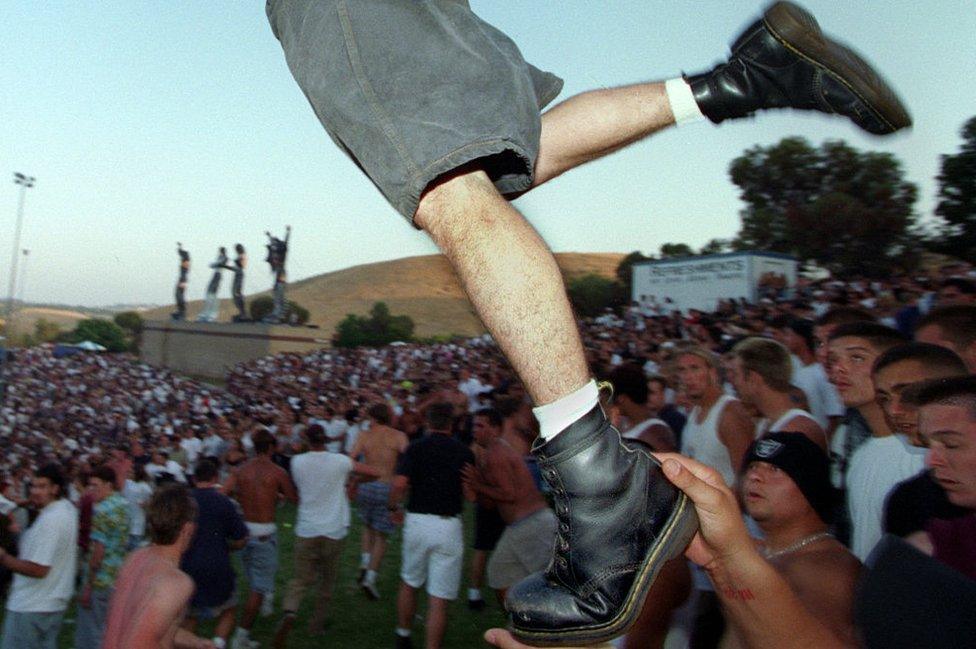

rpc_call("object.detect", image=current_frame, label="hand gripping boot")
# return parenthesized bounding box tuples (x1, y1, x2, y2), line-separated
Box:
(505, 406, 698, 646)
(687, 1, 911, 135)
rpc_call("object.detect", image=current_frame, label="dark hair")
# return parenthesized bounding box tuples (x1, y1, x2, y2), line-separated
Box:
(91, 465, 117, 488)
(35, 463, 66, 498)
(941, 277, 976, 295)
(426, 402, 455, 431)
(253, 429, 276, 455)
(608, 363, 648, 405)
(367, 403, 392, 426)
(647, 375, 669, 392)
(474, 408, 503, 429)
(133, 463, 149, 483)
(872, 342, 968, 377)
(828, 322, 907, 353)
(494, 397, 521, 419)
(815, 307, 874, 328)
(147, 484, 197, 545)
(917, 305, 976, 349)
(306, 423, 326, 445)
(915, 375, 976, 419)
(194, 459, 218, 483)
(786, 318, 816, 353)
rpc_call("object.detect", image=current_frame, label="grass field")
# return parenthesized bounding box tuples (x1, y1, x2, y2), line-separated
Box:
(38, 502, 505, 648)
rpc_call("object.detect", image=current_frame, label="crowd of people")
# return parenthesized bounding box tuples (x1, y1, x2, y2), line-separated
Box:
(0, 267, 974, 648)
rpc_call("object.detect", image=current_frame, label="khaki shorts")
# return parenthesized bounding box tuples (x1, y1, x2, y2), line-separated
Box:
(487, 508, 557, 590)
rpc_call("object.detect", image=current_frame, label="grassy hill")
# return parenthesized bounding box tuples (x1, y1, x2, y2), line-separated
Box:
(141, 252, 625, 338)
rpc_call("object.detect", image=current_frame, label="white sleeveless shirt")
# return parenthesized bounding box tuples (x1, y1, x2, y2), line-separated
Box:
(681, 394, 738, 487)
(755, 408, 819, 438)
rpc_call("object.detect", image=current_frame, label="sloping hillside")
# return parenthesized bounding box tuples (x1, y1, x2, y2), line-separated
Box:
(141, 252, 625, 338)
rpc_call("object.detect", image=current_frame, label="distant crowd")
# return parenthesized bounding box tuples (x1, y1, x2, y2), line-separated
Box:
(1, 263, 975, 648)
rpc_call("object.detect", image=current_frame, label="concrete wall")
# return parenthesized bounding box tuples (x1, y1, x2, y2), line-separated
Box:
(141, 321, 330, 380)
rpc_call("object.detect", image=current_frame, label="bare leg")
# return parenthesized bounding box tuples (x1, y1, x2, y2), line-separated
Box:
(396, 581, 418, 631)
(214, 606, 236, 642)
(533, 82, 676, 188)
(416, 170, 589, 406)
(425, 596, 450, 649)
(469, 549, 488, 592)
(368, 531, 388, 572)
(240, 590, 262, 631)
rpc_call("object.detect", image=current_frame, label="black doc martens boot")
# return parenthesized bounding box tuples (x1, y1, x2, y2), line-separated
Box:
(688, 1, 910, 135)
(505, 406, 698, 646)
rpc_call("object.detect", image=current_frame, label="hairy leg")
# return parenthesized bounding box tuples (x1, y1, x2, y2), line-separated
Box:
(533, 82, 676, 188)
(416, 170, 589, 406)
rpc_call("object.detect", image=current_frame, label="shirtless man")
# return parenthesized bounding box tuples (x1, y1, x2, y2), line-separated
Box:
(223, 429, 297, 649)
(739, 432, 861, 647)
(348, 402, 409, 600)
(728, 337, 826, 448)
(103, 484, 214, 649)
(462, 408, 555, 604)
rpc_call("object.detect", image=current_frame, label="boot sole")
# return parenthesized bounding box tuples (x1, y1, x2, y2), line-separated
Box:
(763, 1, 911, 133)
(511, 489, 699, 646)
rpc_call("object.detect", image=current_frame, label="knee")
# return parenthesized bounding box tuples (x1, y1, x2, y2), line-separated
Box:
(414, 167, 504, 239)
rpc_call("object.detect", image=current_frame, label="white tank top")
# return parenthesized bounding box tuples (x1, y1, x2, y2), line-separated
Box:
(681, 394, 738, 486)
(622, 418, 669, 440)
(755, 408, 819, 438)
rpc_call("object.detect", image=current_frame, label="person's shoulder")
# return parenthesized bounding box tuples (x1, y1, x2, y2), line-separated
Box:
(781, 542, 862, 583)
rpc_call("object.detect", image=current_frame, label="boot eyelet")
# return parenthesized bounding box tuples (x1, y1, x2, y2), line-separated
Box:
(560, 523, 569, 533)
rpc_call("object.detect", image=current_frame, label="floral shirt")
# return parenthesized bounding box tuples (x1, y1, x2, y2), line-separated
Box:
(88, 492, 130, 590)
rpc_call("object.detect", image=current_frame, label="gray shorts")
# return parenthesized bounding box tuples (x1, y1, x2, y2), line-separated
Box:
(487, 508, 557, 590)
(266, 0, 564, 221)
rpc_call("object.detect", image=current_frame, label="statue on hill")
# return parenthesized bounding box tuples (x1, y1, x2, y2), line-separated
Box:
(263, 226, 290, 324)
(227, 243, 249, 322)
(196, 246, 228, 322)
(171, 243, 190, 321)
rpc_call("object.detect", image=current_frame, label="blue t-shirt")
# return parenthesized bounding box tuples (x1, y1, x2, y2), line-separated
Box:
(180, 488, 247, 607)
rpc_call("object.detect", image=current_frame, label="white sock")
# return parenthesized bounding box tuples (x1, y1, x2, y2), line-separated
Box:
(212, 638, 226, 649)
(533, 380, 599, 440)
(364, 569, 377, 585)
(468, 587, 482, 600)
(236, 628, 249, 639)
(360, 552, 371, 568)
(665, 78, 704, 126)
(396, 628, 412, 638)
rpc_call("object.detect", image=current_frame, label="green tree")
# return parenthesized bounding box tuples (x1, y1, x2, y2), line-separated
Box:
(113, 311, 144, 335)
(566, 274, 627, 317)
(65, 318, 128, 352)
(658, 243, 694, 258)
(730, 137, 918, 276)
(935, 116, 976, 258)
(699, 238, 731, 256)
(615, 251, 651, 296)
(33, 318, 62, 344)
(249, 297, 310, 325)
(334, 302, 415, 348)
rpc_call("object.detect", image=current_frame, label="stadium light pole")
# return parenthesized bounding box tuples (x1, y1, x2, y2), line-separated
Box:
(17, 249, 30, 304)
(1, 172, 35, 403)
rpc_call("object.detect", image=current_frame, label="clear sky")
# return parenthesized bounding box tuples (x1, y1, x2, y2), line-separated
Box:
(2, 1, 974, 307)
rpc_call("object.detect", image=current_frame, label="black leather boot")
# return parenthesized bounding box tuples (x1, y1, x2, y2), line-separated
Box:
(505, 406, 698, 646)
(688, 1, 910, 135)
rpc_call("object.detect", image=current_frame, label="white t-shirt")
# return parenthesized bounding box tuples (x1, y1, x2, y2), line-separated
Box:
(180, 437, 202, 468)
(123, 479, 154, 537)
(793, 362, 845, 430)
(291, 451, 354, 540)
(7, 498, 78, 613)
(846, 435, 926, 561)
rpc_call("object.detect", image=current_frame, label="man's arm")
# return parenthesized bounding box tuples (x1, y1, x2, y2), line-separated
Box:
(465, 451, 516, 505)
(277, 468, 299, 505)
(351, 461, 381, 483)
(717, 401, 755, 474)
(0, 547, 49, 579)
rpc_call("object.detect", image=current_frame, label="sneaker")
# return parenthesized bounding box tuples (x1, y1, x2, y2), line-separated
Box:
(362, 581, 380, 600)
(467, 597, 486, 611)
